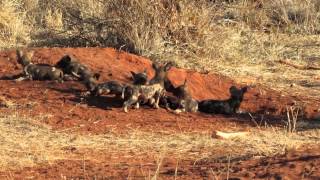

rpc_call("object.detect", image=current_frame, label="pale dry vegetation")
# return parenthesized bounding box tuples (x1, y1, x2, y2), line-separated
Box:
(0, 113, 320, 171)
(0, 0, 319, 99)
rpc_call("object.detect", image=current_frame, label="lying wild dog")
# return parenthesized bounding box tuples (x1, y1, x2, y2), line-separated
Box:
(90, 80, 124, 99)
(123, 62, 173, 113)
(159, 94, 181, 110)
(198, 86, 248, 115)
(130, 69, 148, 85)
(56, 54, 102, 93)
(82, 73, 101, 92)
(89, 68, 148, 108)
(55, 55, 94, 81)
(165, 79, 198, 113)
(15, 49, 64, 82)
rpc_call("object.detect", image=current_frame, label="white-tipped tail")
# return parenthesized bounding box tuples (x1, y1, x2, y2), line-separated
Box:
(121, 87, 126, 99)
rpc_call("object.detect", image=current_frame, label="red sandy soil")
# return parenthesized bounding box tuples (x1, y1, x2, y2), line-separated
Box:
(0, 48, 319, 179)
(1, 147, 320, 179)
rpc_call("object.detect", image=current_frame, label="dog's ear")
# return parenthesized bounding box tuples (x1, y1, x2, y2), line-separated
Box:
(241, 86, 248, 93)
(59, 55, 71, 63)
(152, 62, 160, 70)
(93, 73, 100, 80)
(229, 86, 238, 95)
(164, 62, 173, 71)
(182, 79, 188, 88)
(64, 55, 72, 63)
(130, 71, 136, 77)
(16, 49, 23, 63)
(183, 79, 187, 85)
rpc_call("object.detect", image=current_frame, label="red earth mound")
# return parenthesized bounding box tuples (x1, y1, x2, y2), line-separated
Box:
(0, 48, 318, 123)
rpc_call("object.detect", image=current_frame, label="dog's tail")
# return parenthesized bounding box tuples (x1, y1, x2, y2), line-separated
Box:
(121, 86, 126, 99)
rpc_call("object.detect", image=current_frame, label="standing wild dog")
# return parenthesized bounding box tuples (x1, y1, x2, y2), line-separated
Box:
(15, 49, 64, 82)
(198, 86, 248, 115)
(122, 62, 173, 113)
(130, 69, 148, 85)
(164, 79, 198, 113)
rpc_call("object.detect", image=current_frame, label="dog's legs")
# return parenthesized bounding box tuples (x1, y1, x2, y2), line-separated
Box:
(58, 78, 64, 83)
(174, 99, 186, 114)
(153, 91, 161, 109)
(14, 76, 28, 82)
(27, 75, 33, 81)
(134, 102, 140, 109)
(149, 98, 155, 106)
(123, 96, 138, 113)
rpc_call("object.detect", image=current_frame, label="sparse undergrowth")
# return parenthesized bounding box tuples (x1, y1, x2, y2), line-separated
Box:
(0, 113, 319, 171)
(0, 0, 319, 99)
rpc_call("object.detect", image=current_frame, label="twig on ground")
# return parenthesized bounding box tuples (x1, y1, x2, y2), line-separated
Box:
(278, 59, 320, 70)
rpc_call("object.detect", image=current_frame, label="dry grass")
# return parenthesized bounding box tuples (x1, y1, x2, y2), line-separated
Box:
(0, 113, 319, 171)
(0, 0, 319, 100)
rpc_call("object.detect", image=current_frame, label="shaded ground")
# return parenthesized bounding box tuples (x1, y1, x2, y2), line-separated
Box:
(0, 48, 319, 179)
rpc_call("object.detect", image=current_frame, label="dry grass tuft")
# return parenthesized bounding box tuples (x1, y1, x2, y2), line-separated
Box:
(0, 0, 31, 48)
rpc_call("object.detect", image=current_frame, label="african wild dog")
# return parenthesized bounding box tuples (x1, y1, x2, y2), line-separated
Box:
(164, 79, 198, 113)
(198, 86, 248, 114)
(56, 54, 102, 92)
(90, 80, 124, 99)
(82, 73, 101, 92)
(130, 69, 148, 85)
(55, 54, 93, 81)
(15, 49, 64, 82)
(122, 62, 173, 113)
(89, 68, 149, 100)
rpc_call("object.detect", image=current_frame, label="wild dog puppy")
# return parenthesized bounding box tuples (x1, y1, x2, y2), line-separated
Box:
(82, 73, 100, 92)
(15, 49, 64, 82)
(159, 94, 181, 110)
(166, 79, 198, 113)
(55, 55, 93, 80)
(130, 69, 148, 85)
(149, 62, 173, 85)
(123, 62, 173, 113)
(198, 86, 248, 115)
(90, 80, 124, 99)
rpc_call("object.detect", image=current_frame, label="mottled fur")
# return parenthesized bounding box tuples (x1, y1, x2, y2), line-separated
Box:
(123, 62, 173, 113)
(149, 62, 173, 86)
(16, 49, 64, 82)
(123, 83, 164, 112)
(167, 79, 198, 113)
(56, 55, 102, 91)
(198, 86, 248, 114)
(82, 73, 100, 92)
(159, 95, 181, 110)
(130, 69, 148, 85)
(55, 55, 93, 80)
(91, 80, 124, 98)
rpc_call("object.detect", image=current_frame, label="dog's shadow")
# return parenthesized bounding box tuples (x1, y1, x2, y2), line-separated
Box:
(83, 96, 124, 110)
(0, 73, 24, 80)
(48, 86, 124, 110)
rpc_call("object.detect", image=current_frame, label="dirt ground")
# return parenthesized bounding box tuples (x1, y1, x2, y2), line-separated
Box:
(2, 147, 320, 179)
(0, 48, 319, 179)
